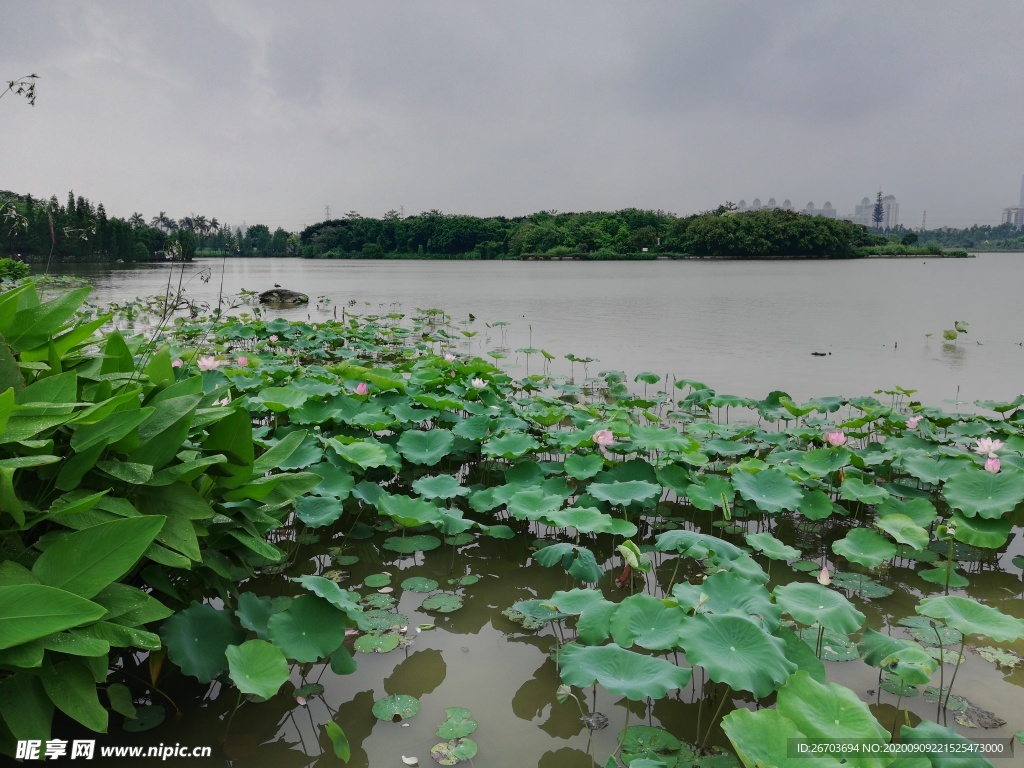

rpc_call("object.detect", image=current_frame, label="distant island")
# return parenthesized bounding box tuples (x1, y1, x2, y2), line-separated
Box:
(0, 189, 1000, 264)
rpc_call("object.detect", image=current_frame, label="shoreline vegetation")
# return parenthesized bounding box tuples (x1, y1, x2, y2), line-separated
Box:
(0, 189, 991, 264)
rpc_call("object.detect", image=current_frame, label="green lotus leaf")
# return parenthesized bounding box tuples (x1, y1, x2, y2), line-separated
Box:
(159, 602, 245, 683)
(267, 595, 349, 662)
(533, 543, 602, 583)
(293, 495, 345, 528)
(372, 693, 420, 722)
(776, 626, 826, 683)
(226, 640, 289, 700)
(396, 429, 455, 465)
(609, 594, 685, 650)
(558, 643, 692, 701)
(686, 475, 735, 511)
(378, 493, 442, 527)
(857, 628, 938, 686)
(383, 535, 442, 553)
(798, 489, 836, 521)
(546, 588, 617, 645)
(121, 703, 165, 733)
(329, 439, 389, 469)
(628, 424, 697, 453)
(588, 480, 662, 507)
(619, 725, 682, 766)
(900, 720, 995, 768)
(364, 573, 392, 588)
(776, 671, 889, 768)
(411, 473, 468, 500)
(723, 708, 844, 768)
(564, 453, 604, 480)
(950, 512, 1012, 549)
(796, 447, 853, 477)
(745, 531, 800, 561)
(422, 593, 463, 613)
(401, 577, 440, 593)
(731, 468, 803, 514)
(354, 632, 400, 653)
(436, 707, 478, 739)
(323, 721, 351, 762)
(874, 514, 929, 550)
(543, 507, 638, 537)
(507, 488, 564, 521)
(942, 467, 1024, 519)
(430, 738, 477, 765)
(899, 454, 968, 485)
(676, 613, 796, 698)
(832, 528, 896, 568)
(773, 582, 865, 634)
(482, 432, 541, 460)
(876, 497, 937, 528)
(704, 437, 755, 457)
(838, 478, 889, 505)
(917, 596, 1024, 642)
(293, 576, 361, 617)
(918, 565, 969, 588)
(688, 571, 782, 631)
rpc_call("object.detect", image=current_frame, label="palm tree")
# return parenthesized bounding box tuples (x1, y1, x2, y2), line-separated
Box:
(129, 212, 145, 229)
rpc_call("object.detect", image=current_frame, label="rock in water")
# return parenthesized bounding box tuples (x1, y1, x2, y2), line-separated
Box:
(259, 288, 309, 305)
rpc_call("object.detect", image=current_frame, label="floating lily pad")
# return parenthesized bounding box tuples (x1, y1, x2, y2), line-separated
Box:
(801, 629, 859, 662)
(430, 738, 477, 765)
(384, 535, 443, 554)
(898, 616, 963, 646)
(831, 528, 896, 568)
(619, 725, 682, 765)
(122, 704, 166, 732)
(362, 610, 409, 631)
(448, 574, 479, 587)
(295, 683, 326, 699)
(918, 565, 970, 588)
(444, 533, 475, 547)
(745, 532, 800, 561)
(436, 707, 478, 739)
(880, 672, 919, 697)
(361, 593, 396, 609)
(422, 594, 464, 613)
(364, 573, 393, 588)
(334, 554, 360, 566)
(402, 577, 440, 593)
(372, 693, 420, 722)
(924, 686, 969, 711)
(976, 646, 1024, 669)
(354, 633, 400, 654)
(791, 560, 822, 573)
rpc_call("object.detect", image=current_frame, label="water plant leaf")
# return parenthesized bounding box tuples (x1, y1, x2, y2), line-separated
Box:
(323, 721, 351, 763)
(857, 629, 938, 686)
(436, 707, 477, 738)
(676, 613, 796, 697)
(294, 495, 344, 528)
(619, 725, 681, 765)
(378, 493, 442, 527)
(558, 643, 692, 701)
(691, 571, 782, 631)
(412, 474, 469, 500)
(564, 453, 604, 480)
(776, 671, 889, 767)
(121, 704, 166, 733)
(798, 489, 836, 521)
(723, 708, 844, 768)
(874, 514, 929, 550)
(773, 582, 865, 634)
(588, 480, 662, 507)
(533, 543, 603, 583)
(364, 573, 392, 588)
(384, 534, 444, 553)
(225, 639, 290, 700)
(900, 720, 995, 768)
(918, 566, 969, 588)
(267, 595, 349, 662)
(507, 488, 564, 521)
(838, 478, 889, 505)
(354, 632, 400, 653)
(745, 532, 800, 561)
(876, 497, 937, 528)
(372, 693, 420, 722)
(831, 528, 896, 568)
(0, 585, 107, 650)
(422, 594, 464, 613)
(159, 602, 246, 683)
(949, 512, 1012, 549)
(609, 594, 685, 650)
(430, 738, 477, 765)
(330, 439, 389, 469)
(942, 467, 1024, 519)
(917, 596, 1024, 642)
(482, 432, 541, 460)
(797, 447, 853, 477)
(543, 507, 638, 537)
(732, 468, 803, 514)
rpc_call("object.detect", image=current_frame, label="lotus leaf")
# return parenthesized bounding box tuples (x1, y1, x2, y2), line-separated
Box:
(372, 693, 420, 721)
(436, 707, 478, 738)
(797, 447, 853, 476)
(268, 595, 349, 662)
(676, 613, 796, 697)
(942, 467, 1024, 519)
(745, 532, 800, 561)
(396, 429, 455, 465)
(430, 738, 477, 765)
(722, 708, 843, 768)
(378, 493, 442, 527)
(159, 602, 245, 683)
(402, 577, 439, 593)
(294, 495, 344, 528)
(383, 535, 443, 553)
(874, 514, 929, 550)
(918, 566, 969, 588)
(507, 488, 564, 521)
(364, 573, 392, 588)
(689, 571, 782, 631)
(543, 507, 638, 537)
(564, 453, 604, 480)
(412, 473, 468, 500)
(917, 596, 1024, 642)
(609, 594, 685, 650)
(618, 725, 681, 765)
(482, 432, 541, 460)
(558, 643, 692, 701)
(422, 594, 463, 613)
(731, 468, 803, 514)
(900, 454, 968, 485)
(121, 704, 166, 733)
(354, 633, 400, 653)
(900, 720, 995, 768)
(225, 640, 289, 700)
(588, 480, 662, 506)
(773, 582, 865, 634)
(832, 528, 896, 568)
(628, 424, 696, 453)
(857, 629, 937, 686)
(798, 489, 836, 521)
(876, 497, 937, 528)
(949, 512, 1012, 549)
(533, 543, 603, 583)
(838, 478, 889, 505)
(330, 440, 389, 469)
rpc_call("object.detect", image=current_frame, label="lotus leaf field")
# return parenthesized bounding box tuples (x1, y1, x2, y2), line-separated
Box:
(0, 279, 1023, 766)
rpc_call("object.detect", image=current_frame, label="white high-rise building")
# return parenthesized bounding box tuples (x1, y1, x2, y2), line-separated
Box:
(850, 195, 899, 229)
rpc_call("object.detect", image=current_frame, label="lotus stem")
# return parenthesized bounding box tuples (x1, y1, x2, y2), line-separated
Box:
(702, 684, 731, 748)
(944, 539, 954, 595)
(942, 637, 967, 711)
(891, 680, 905, 738)
(933, 624, 945, 720)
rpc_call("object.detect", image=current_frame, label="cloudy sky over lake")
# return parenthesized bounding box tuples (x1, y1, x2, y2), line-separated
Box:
(4, 1, 1023, 231)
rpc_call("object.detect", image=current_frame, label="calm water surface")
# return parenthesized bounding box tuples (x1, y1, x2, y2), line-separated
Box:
(37, 256, 1024, 766)
(45, 254, 1024, 408)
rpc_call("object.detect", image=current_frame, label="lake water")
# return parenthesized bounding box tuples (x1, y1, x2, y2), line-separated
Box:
(40, 253, 1024, 409)
(34, 256, 1024, 766)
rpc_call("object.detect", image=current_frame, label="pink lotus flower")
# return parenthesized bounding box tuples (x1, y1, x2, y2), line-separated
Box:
(985, 456, 1001, 473)
(906, 415, 921, 429)
(215, 397, 231, 406)
(268, 335, 279, 343)
(974, 437, 1004, 458)
(237, 356, 248, 367)
(824, 431, 847, 447)
(444, 353, 456, 362)
(355, 382, 369, 396)
(817, 566, 831, 586)
(197, 356, 221, 371)
(593, 429, 614, 447)
(172, 359, 183, 368)
(471, 378, 487, 389)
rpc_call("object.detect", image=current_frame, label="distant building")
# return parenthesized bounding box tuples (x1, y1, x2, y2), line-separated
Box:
(803, 201, 837, 218)
(849, 195, 899, 229)
(1002, 206, 1024, 228)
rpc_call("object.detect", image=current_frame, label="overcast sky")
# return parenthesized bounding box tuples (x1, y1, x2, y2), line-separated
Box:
(4, 1, 1024, 231)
